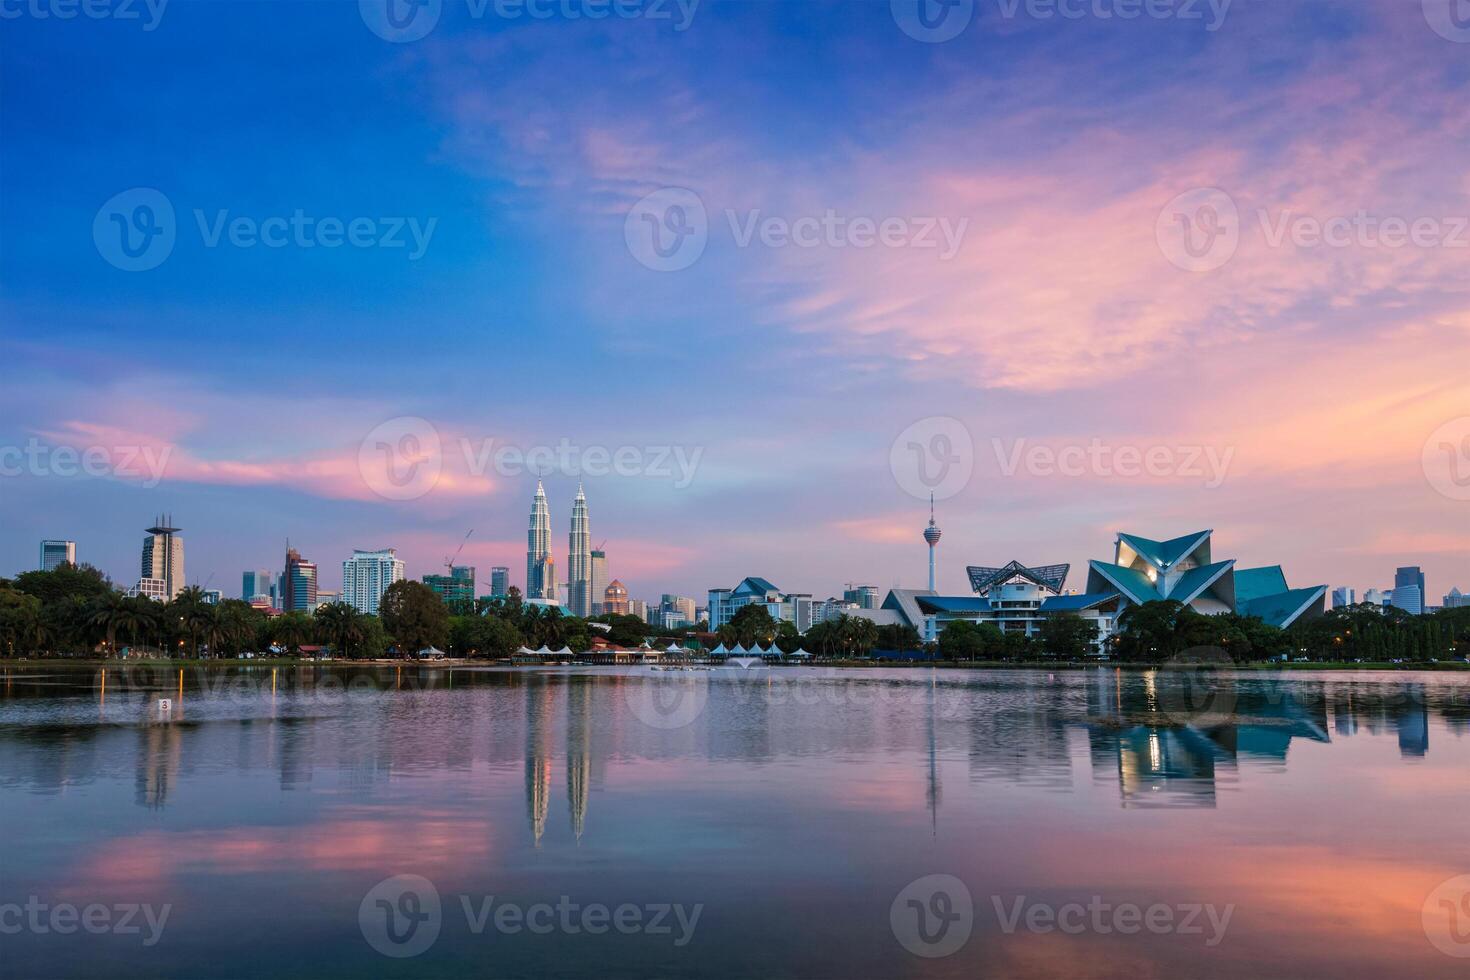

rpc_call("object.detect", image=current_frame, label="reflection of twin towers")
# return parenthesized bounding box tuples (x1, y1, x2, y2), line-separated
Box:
(525, 678, 596, 846)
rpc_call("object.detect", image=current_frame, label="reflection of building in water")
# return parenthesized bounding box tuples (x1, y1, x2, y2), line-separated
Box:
(926, 675, 942, 834)
(135, 722, 183, 809)
(525, 679, 554, 846)
(1397, 687, 1428, 758)
(1092, 726, 1226, 809)
(567, 679, 591, 840)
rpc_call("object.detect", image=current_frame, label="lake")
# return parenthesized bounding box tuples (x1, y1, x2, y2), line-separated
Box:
(2, 664, 1469, 978)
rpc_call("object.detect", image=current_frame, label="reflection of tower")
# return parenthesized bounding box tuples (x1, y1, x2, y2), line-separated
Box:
(527, 481, 554, 601)
(926, 671, 942, 836)
(567, 679, 591, 841)
(525, 680, 553, 846)
(923, 494, 942, 592)
(135, 723, 182, 809)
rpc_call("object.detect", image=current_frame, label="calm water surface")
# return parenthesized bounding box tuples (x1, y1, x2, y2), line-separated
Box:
(3, 665, 1469, 979)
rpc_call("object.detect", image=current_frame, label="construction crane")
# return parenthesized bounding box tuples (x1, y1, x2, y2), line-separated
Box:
(445, 529, 474, 572)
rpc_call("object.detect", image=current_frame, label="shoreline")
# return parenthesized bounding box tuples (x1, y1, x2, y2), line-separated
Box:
(2, 658, 1466, 672)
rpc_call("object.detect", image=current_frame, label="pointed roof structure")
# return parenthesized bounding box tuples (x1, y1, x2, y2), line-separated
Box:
(967, 560, 1069, 596)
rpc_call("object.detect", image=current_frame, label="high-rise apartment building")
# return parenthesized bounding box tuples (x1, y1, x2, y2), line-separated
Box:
(40, 539, 76, 571)
(629, 598, 648, 622)
(1363, 588, 1391, 607)
(342, 549, 405, 615)
(844, 583, 879, 609)
(282, 547, 318, 612)
(1446, 587, 1468, 609)
(589, 548, 607, 616)
(527, 481, 555, 601)
(567, 484, 592, 617)
(490, 566, 510, 598)
(141, 516, 184, 600)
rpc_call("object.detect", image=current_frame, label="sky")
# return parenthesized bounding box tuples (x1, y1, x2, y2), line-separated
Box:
(2, 0, 1468, 605)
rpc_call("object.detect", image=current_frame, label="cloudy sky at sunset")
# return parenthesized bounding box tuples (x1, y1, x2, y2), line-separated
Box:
(3, 0, 1468, 603)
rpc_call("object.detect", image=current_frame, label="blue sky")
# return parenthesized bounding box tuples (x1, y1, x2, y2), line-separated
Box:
(3, 0, 1468, 604)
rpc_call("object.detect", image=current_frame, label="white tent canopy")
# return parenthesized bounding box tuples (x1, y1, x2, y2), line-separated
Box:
(710, 643, 729, 655)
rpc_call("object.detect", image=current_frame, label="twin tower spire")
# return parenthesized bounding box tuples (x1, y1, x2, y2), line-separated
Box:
(526, 480, 593, 616)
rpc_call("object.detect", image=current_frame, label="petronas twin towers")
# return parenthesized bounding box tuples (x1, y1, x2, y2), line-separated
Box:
(526, 480, 594, 617)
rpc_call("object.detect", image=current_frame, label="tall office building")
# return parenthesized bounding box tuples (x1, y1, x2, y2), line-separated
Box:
(242, 569, 274, 601)
(490, 566, 510, 598)
(1364, 588, 1391, 607)
(526, 481, 555, 601)
(629, 598, 648, 622)
(1395, 567, 1426, 614)
(424, 565, 475, 608)
(141, 516, 185, 600)
(567, 484, 592, 617)
(844, 583, 879, 609)
(1391, 585, 1424, 617)
(342, 549, 405, 615)
(589, 549, 608, 616)
(39, 539, 75, 571)
(282, 547, 318, 612)
(1331, 586, 1355, 609)
(1446, 587, 1468, 609)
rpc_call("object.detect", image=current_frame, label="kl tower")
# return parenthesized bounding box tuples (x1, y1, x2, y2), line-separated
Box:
(923, 492, 942, 592)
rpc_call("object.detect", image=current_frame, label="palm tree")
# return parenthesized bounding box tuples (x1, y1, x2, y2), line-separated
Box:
(89, 592, 129, 657)
(846, 616, 879, 657)
(271, 612, 313, 656)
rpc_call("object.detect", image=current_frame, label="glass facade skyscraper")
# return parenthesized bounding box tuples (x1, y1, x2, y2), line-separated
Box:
(527, 481, 554, 600)
(568, 484, 591, 617)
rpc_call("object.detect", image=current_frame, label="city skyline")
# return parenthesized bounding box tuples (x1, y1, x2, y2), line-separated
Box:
(3, 5, 1468, 605)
